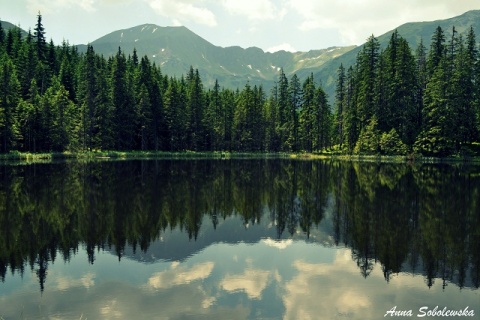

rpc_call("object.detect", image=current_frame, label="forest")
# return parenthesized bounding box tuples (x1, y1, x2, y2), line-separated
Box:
(0, 15, 479, 156)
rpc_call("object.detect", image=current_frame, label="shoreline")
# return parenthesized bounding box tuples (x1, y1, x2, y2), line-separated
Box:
(1, 151, 480, 164)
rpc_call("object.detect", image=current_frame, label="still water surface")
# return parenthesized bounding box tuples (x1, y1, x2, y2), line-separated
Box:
(0, 159, 478, 319)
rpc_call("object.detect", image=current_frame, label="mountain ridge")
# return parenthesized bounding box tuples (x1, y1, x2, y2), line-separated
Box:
(76, 23, 354, 89)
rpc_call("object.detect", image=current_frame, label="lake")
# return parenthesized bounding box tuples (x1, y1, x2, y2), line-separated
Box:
(0, 159, 478, 319)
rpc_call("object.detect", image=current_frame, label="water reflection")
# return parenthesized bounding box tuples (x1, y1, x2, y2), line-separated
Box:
(0, 159, 479, 318)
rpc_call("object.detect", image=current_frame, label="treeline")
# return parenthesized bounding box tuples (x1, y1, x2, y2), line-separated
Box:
(334, 27, 480, 156)
(2, 15, 480, 156)
(0, 14, 332, 154)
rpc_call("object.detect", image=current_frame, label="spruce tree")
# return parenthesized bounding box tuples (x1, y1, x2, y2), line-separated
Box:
(334, 64, 346, 148)
(0, 54, 21, 152)
(356, 35, 380, 131)
(287, 73, 301, 151)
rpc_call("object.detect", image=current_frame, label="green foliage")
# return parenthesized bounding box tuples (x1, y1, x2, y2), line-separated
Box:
(354, 116, 380, 154)
(413, 128, 454, 157)
(380, 129, 408, 155)
(335, 25, 480, 157)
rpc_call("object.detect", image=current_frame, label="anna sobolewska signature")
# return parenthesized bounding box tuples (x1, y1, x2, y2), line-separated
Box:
(384, 306, 475, 317)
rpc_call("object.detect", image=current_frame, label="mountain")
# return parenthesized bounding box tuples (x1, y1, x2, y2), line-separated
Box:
(0, 20, 28, 37)
(77, 24, 355, 90)
(314, 9, 480, 103)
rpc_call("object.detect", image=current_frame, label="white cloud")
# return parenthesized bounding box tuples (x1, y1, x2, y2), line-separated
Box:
(288, 0, 480, 45)
(146, 0, 217, 27)
(266, 43, 297, 53)
(222, 0, 286, 21)
(26, 0, 97, 14)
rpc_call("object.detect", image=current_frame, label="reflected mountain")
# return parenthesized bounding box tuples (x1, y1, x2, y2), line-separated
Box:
(0, 159, 479, 292)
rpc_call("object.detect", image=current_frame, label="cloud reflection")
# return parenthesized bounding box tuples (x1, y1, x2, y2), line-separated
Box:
(220, 268, 270, 299)
(147, 262, 215, 290)
(262, 238, 293, 249)
(55, 272, 96, 291)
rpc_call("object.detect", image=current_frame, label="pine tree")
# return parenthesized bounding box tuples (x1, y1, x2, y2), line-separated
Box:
(265, 83, 280, 151)
(207, 79, 222, 151)
(111, 48, 135, 150)
(93, 56, 114, 150)
(17, 31, 38, 99)
(414, 58, 453, 156)
(277, 69, 289, 151)
(78, 45, 96, 151)
(186, 67, 205, 151)
(0, 54, 21, 152)
(299, 74, 316, 151)
(43, 76, 75, 151)
(386, 35, 417, 146)
(314, 85, 332, 151)
(33, 12, 47, 62)
(344, 66, 359, 153)
(334, 64, 346, 148)
(450, 28, 478, 148)
(427, 26, 446, 77)
(233, 82, 254, 151)
(287, 73, 301, 151)
(356, 35, 380, 131)
(415, 39, 427, 137)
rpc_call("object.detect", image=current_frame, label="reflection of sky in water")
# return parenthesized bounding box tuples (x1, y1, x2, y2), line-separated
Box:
(0, 238, 478, 320)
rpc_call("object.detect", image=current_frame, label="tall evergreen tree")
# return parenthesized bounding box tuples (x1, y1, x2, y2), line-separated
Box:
(414, 58, 452, 156)
(111, 48, 135, 150)
(344, 66, 359, 153)
(186, 67, 205, 151)
(334, 64, 346, 148)
(33, 12, 47, 62)
(287, 74, 301, 151)
(299, 74, 316, 152)
(356, 35, 380, 131)
(0, 54, 21, 152)
(415, 39, 427, 136)
(277, 69, 289, 151)
(427, 26, 446, 77)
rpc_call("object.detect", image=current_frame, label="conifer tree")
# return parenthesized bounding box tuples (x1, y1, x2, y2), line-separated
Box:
(334, 64, 346, 148)
(277, 69, 289, 151)
(356, 35, 380, 131)
(287, 74, 301, 151)
(0, 54, 21, 152)
(186, 67, 205, 150)
(111, 48, 135, 150)
(299, 74, 316, 151)
(415, 39, 427, 135)
(344, 66, 359, 153)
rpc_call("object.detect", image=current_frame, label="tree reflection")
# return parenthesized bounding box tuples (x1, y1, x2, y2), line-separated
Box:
(0, 159, 479, 292)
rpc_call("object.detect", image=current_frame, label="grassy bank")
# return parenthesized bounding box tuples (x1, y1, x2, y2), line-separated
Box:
(289, 151, 480, 163)
(0, 150, 291, 162)
(1, 150, 480, 164)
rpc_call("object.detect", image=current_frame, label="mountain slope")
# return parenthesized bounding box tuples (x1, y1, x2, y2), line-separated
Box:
(0, 20, 28, 37)
(314, 9, 480, 104)
(78, 24, 354, 89)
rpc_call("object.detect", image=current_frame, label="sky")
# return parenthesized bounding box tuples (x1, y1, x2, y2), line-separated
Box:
(2, 0, 479, 52)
